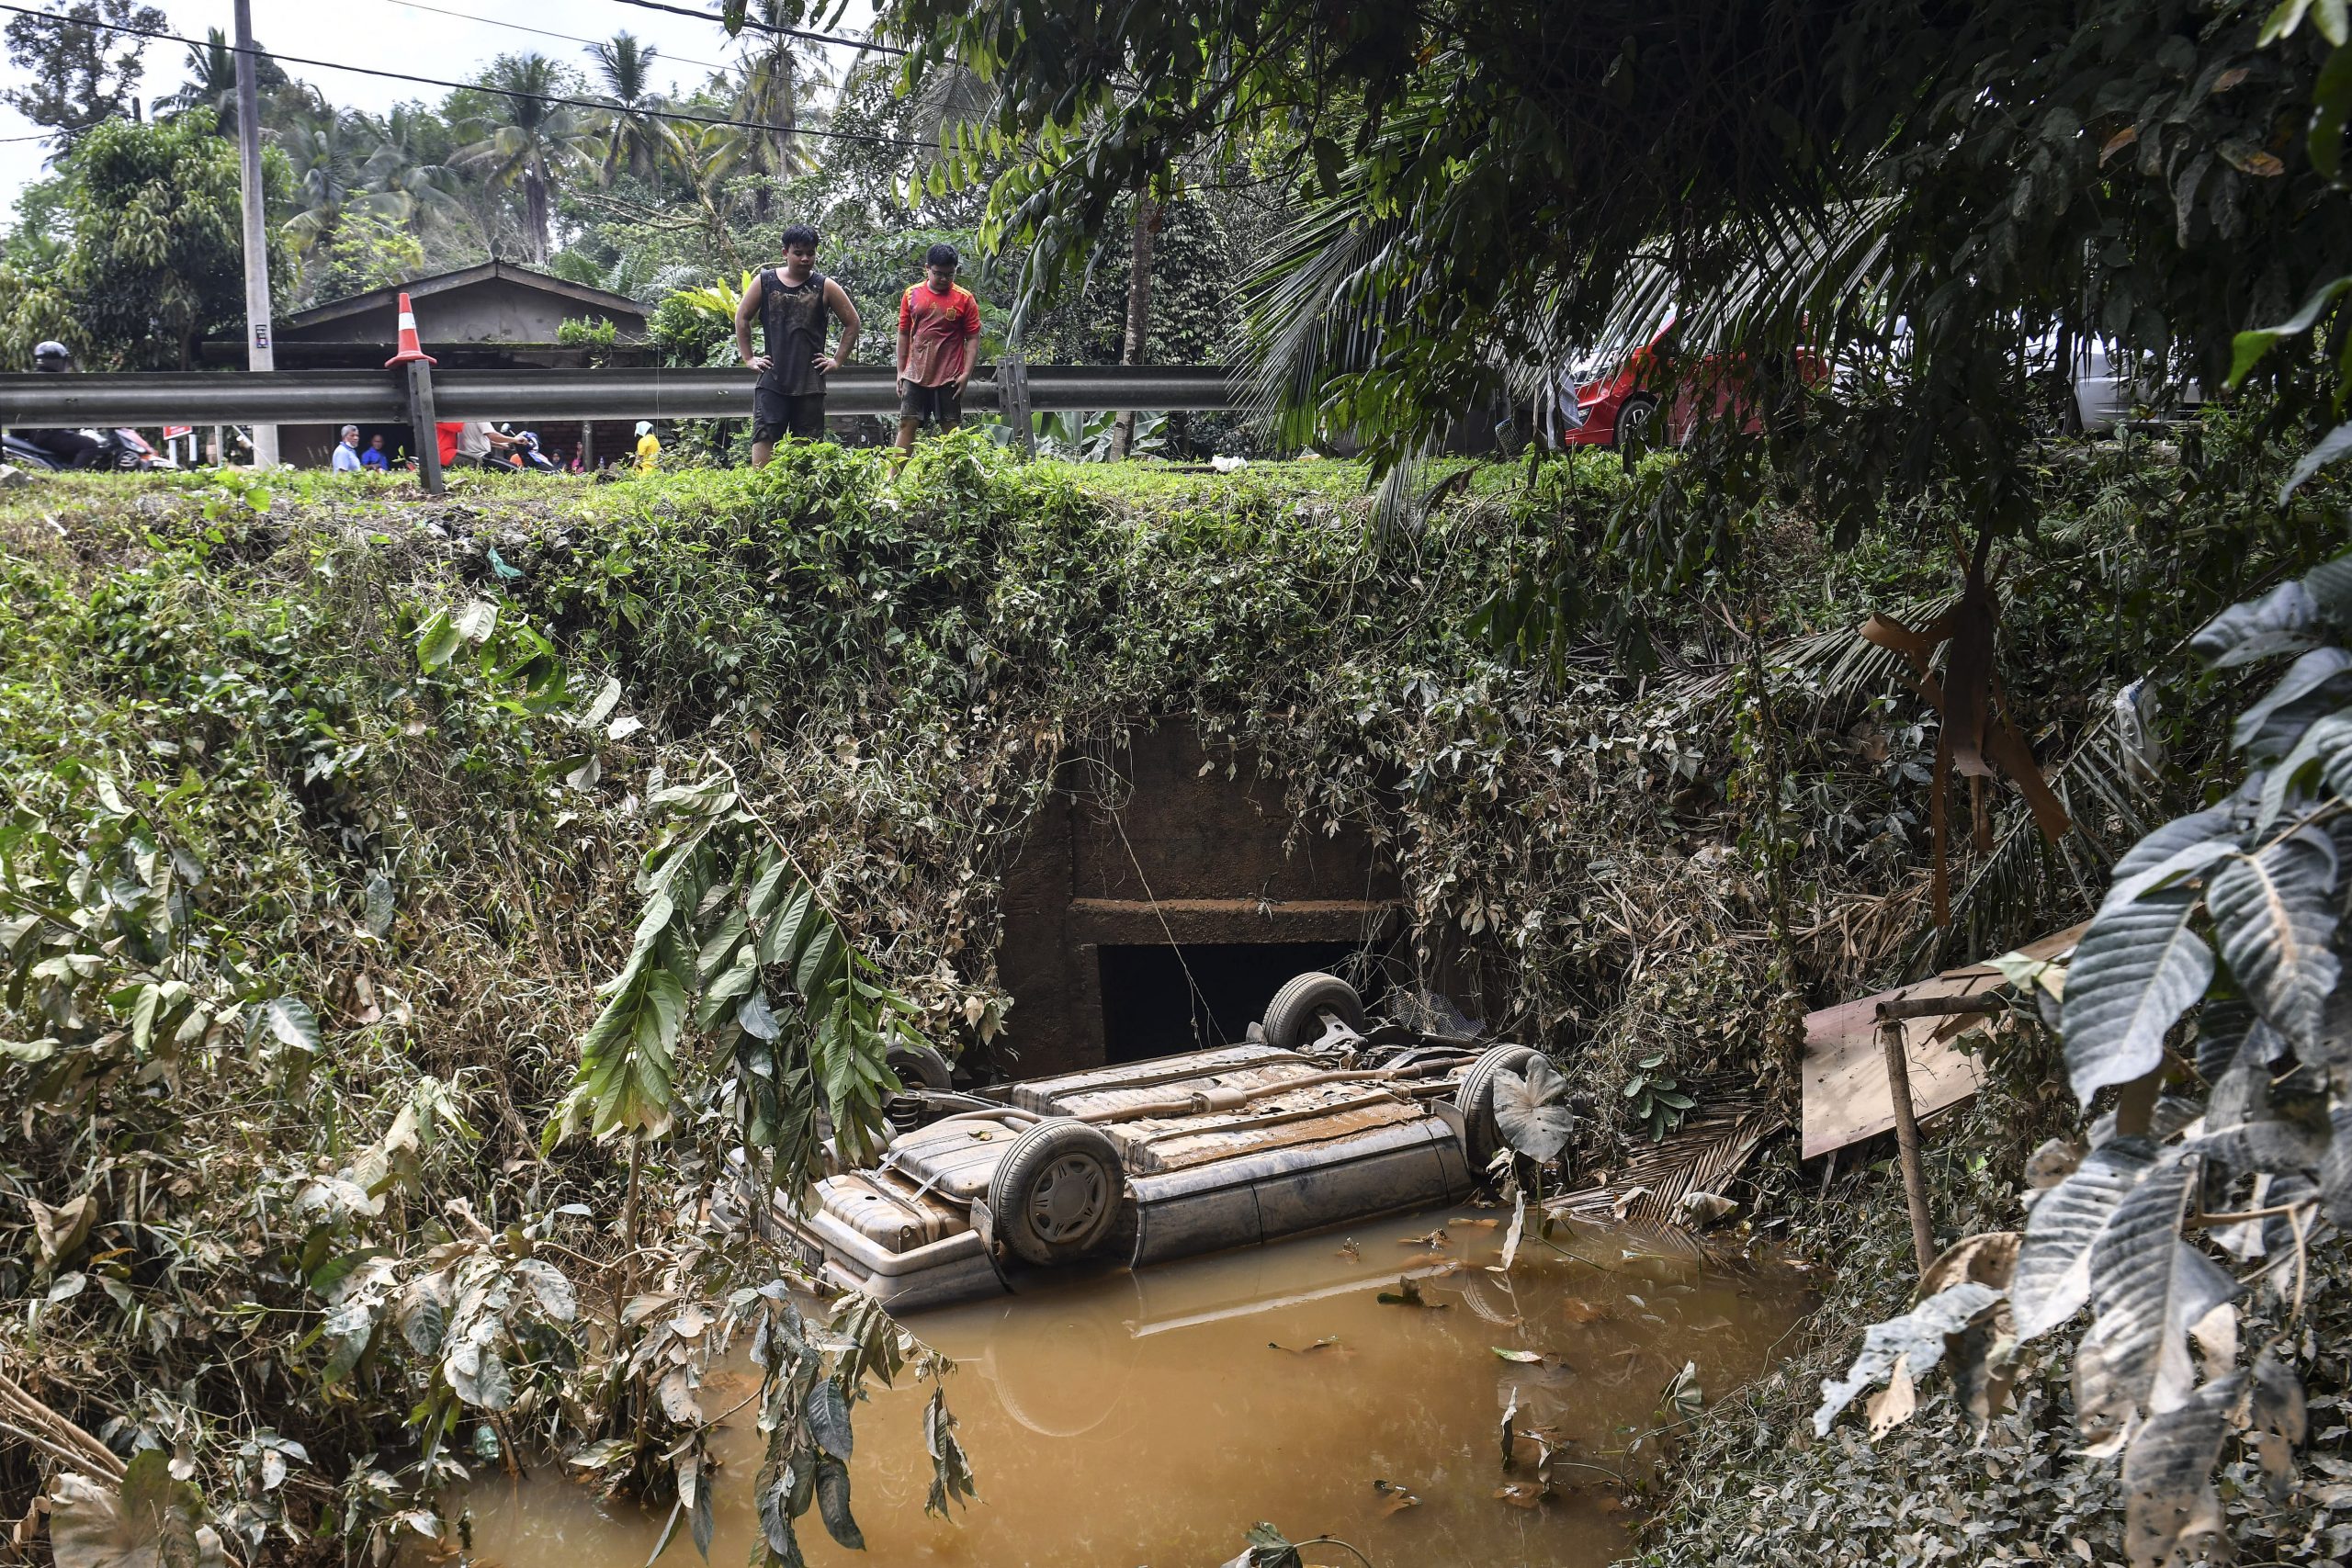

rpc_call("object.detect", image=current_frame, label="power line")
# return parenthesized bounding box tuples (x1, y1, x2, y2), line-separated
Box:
(603, 0, 908, 56)
(0, 1, 927, 150)
(377, 0, 738, 76)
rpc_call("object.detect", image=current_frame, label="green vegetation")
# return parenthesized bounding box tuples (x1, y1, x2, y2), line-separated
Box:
(0, 430, 2338, 1564)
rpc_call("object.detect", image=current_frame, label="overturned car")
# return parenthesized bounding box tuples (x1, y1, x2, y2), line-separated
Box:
(772, 972, 1552, 1311)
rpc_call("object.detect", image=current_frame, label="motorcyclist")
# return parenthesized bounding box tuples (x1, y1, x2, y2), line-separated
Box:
(15, 343, 105, 469)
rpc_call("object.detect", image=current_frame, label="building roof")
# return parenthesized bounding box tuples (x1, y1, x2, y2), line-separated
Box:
(283, 261, 650, 333)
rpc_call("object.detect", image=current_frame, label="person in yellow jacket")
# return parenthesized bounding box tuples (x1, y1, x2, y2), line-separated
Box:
(634, 420, 661, 470)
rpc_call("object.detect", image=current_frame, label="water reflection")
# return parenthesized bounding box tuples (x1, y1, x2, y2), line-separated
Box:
(458, 1208, 1813, 1567)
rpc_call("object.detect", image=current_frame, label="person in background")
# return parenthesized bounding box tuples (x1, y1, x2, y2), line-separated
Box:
(14, 341, 103, 469)
(332, 425, 365, 471)
(454, 421, 523, 471)
(893, 243, 984, 469)
(635, 420, 662, 470)
(360, 434, 390, 470)
(734, 222, 862, 467)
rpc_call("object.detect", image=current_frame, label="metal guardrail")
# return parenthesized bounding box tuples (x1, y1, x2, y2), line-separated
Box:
(0, 364, 1241, 426)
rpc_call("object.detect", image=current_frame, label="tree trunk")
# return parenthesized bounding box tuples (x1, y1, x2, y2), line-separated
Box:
(1110, 191, 1161, 461)
(525, 166, 551, 265)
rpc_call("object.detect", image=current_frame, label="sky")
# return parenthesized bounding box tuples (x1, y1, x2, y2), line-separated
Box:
(0, 0, 880, 226)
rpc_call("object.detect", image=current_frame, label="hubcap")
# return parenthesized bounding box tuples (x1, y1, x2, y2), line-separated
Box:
(1028, 1153, 1108, 1243)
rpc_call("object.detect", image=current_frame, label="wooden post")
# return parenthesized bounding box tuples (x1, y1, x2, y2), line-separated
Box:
(405, 360, 444, 496)
(1873, 993, 2001, 1274)
(1878, 1015, 1938, 1275)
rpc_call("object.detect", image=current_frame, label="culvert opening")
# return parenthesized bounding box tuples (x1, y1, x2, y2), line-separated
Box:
(1096, 942, 1374, 1063)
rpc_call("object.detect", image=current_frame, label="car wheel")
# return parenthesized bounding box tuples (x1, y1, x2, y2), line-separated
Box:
(989, 1118, 1125, 1266)
(1261, 971, 1367, 1052)
(1455, 1043, 1542, 1171)
(1611, 392, 1660, 452)
(887, 1040, 955, 1092)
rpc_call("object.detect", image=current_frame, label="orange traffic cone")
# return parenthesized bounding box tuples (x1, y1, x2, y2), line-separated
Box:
(384, 293, 436, 367)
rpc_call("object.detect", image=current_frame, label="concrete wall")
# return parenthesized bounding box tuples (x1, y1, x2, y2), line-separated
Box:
(992, 725, 1401, 1077)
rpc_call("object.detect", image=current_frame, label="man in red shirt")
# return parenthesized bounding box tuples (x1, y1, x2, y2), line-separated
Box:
(894, 243, 984, 468)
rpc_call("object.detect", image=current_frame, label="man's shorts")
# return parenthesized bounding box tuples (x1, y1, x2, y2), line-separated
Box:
(752, 386, 827, 444)
(899, 380, 964, 425)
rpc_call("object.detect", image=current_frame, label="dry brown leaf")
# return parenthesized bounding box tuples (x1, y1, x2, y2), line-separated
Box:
(1397, 1228, 1452, 1249)
(1917, 1231, 2019, 1300)
(2099, 126, 2140, 166)
(1867, 1352, 1917, 1438)
(1557, 1298, 1610, 1325)
(1493, 1483, 1547, 1509)
(1452, 1217, 1501, 1229)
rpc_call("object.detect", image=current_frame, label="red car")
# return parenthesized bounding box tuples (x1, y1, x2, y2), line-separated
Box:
(1546, 310, 1826, 449)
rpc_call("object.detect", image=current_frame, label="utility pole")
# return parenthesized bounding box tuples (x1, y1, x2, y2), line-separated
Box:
(232, 0, 277, 468)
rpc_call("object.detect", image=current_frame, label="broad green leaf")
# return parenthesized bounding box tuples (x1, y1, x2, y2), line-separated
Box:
(49, 1452, 226, 1568)
(582, 675, 622, 730)
(263, 996, 322, 1055)
(415, 610, 461, 671)
(453, 599, 498, 643)
(2233, 648, 2352, 758)
(805, 1376, 854, 1461)
(2009, 1135, 2158, 1340)
(2121, 1372, 2245, 1568)
(755, 1461, 805, 1568)
(2226, 276, 2352, 385)
(2207, 832, 2340, 1050)
(2061, 886, 2214, 1102)
(2281, 419, 2352, 505)
(2078, 1158, 2238, 1442)
(2190, 580, 2320, 668)
(1491, 1055, 1577, 1162)
(813, 1459, 863, 1551)
(510, 1258, 578, 1322)
(2312, 45, 2352, 181)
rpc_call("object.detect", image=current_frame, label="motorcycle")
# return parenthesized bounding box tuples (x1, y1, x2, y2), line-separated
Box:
(1, 427, 177, 472)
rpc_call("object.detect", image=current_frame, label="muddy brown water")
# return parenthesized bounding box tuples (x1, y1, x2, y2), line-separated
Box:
(459, 1206, 1815, 1567)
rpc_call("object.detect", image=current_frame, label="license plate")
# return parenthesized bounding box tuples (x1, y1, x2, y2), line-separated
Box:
(782, 1227, 827, 1278)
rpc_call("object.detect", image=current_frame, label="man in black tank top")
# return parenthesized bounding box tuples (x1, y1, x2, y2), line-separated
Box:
(733, 223, 862, 466)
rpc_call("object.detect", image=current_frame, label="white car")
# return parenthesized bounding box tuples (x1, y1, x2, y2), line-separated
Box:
(773, 973, 1550, 1312)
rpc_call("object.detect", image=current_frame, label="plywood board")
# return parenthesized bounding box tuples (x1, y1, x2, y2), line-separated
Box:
(1800, 922, 2086, 1159)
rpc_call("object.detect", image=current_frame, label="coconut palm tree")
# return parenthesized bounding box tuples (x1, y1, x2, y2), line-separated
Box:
(356, 104, 468, 238)
(458, 54, 597, 265)
(730, 1, 834, 210)
(276, 87, 403, 252)
(155, 26, 287, 135)
(585, 31, 666, 186)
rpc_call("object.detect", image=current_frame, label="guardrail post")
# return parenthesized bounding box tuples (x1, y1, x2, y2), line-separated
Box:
(404, 361, 444, 496)
(996, 352, 1035, 459)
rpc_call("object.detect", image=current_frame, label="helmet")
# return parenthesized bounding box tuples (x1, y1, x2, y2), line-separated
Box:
(32, 340, 70, 368)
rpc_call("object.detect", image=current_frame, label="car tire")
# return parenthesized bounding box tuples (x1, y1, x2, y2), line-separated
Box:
(1611, 392, 1660, 452)
(1261, 971, 1367, 1052)
(1456, 1043, 1542, 1171)
(989, 1118, 1126, 1266)
(887, 1041, 955, 1092)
